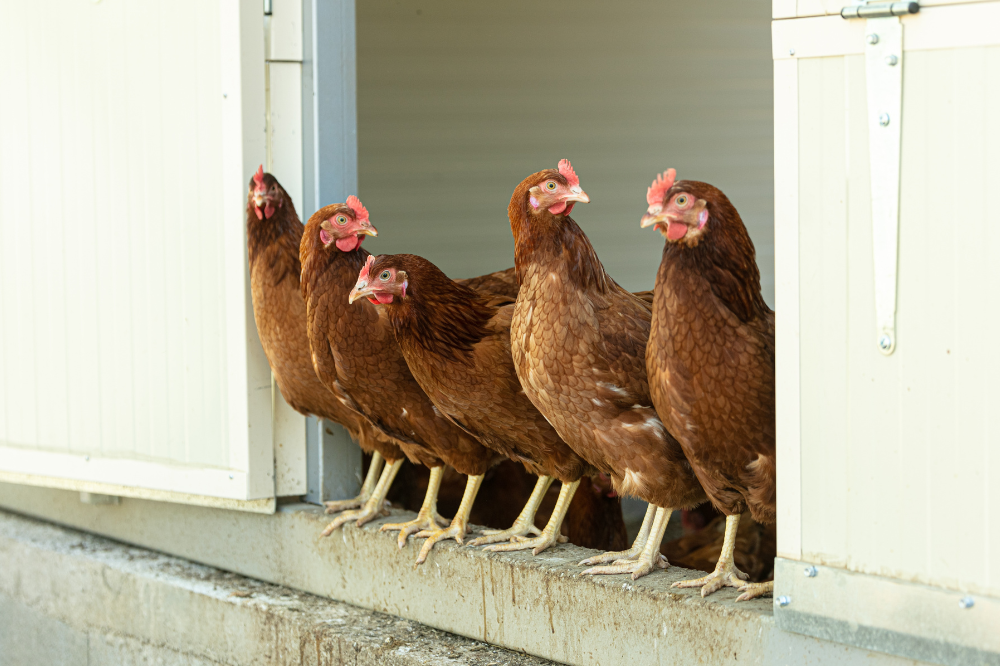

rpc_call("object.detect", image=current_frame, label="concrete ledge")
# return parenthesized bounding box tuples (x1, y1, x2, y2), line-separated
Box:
(0, 483, 930, 666)
(0, 511, 551, 666)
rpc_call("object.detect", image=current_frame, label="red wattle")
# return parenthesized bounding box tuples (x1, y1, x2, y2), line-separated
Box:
(254, 206, 264, 220)
(374, 292, 394, 304)
(335, 235, 360, 252)
(548, 201, 567, 215)
(667, 221, 688, 240)
(264, 203, 275, 219)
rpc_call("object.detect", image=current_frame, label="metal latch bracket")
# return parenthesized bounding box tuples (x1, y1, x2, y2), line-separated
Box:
(843, 2, 918, 355)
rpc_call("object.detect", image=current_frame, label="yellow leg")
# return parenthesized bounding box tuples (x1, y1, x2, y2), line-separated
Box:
(581, 506, 672, 580)
(736, 580, 773, 602)
(324, 451, 385, 514)
(467, 475, 553, 547)
(379, 466, 449, 548)
(579, 501, 661, 567)
(414, 473, 484, 565)
(321, 458, 402, 536)
(483, 479, 578, 555)
(671, 513, 751, 597)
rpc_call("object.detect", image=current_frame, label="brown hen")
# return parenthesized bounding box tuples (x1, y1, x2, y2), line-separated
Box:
(507, 160, 706, 580)
(300, 198, 504, 564)
(246, 167, 403, 514)
(641, 168, 775, 601)
(351, 253, 621, 555)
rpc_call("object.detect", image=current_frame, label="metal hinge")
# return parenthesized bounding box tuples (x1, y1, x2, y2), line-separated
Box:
(842, 2, 918, 355)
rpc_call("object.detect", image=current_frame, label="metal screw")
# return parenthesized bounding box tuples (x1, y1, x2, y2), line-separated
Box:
(223, 93, 228, 99)
(867, 33, 879, 45)
(959, 596, 975, 609)
(84, 455, 90, 462)
(229, 474, 234, 480)
(885, 54, 898, 66)
(804, 565, 818, 578)
(776, 596, 792, 607)
(878, 113, 891, 128)
(788, 48, 795, 56)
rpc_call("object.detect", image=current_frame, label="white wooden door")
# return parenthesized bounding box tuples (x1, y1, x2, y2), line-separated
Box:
(0, 0, 275, 510)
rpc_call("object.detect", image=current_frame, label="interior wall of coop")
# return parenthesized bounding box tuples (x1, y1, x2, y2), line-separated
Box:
(354, 0, 774, 305)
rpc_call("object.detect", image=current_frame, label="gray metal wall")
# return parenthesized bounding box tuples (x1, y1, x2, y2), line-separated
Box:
(355, 0, 774, 302)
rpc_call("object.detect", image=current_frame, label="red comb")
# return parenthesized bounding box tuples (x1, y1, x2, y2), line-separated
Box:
(359, 254, 376, 281)
(346, 195, 369, 220)
(647, 169, 676, 206)
(254, 165, 264, 186)
(558, 159, 580, 188)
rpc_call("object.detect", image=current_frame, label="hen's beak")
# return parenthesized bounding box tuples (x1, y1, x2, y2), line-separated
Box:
(564, 187, 590, 204)
(253, 192, 265, 208)
(359, 221, 378, 237)
(640, 211, 668, 229)
(348, 280, 374, 304)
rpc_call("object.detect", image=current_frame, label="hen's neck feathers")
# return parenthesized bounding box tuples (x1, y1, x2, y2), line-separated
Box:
(661, 181, 770, 323)
(509, 171, 611, 294)
(246, 188, 302, 285)
(385, 257, 495, 363)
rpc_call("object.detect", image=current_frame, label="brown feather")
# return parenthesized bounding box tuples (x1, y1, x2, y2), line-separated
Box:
(648, 180, 775, 523)
(245, 174, 403, 465)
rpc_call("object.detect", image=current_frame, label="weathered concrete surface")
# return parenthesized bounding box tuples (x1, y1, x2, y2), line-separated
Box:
(0, 511, 551, 666)
(0, 483, 932, 666)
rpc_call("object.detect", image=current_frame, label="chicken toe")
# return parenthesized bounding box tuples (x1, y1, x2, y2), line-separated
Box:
(321, 458, 402, 536)
(324, 452, 385, 514)
(671, 514, 752, 597)
(484, 479, 579, 556)
(581, 506, 672, 580)
(468, 475, 552, 547)
(380, 466, 449, 548)
(736, 580, 773, 602)
(579, 501, 656, 567)
(414, 473, 483, 565)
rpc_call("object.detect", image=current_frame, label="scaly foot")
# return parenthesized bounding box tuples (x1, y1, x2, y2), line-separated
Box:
(482, 530, 568, 555)
(380, 509, 449, 549)
(736, 580, 773, 602)
(323, 494, 368, 515)
(579, 500, 657, 567)
(580, 553, 669, 579)
(414, 518, 469, 565)
(320, 498, 387, 536)
(325, 452, 384, 514)
(467, 520, 541, 547)
(671, 558, 749, 597)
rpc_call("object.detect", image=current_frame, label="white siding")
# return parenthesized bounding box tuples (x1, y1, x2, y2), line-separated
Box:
(792, 45, 1000, 596)
(355, 0, 775, 302)
(0, 0, 273, 503)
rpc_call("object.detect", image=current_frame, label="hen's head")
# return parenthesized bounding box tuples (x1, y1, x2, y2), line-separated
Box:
(640, 169, 738, 248)
(520, 159, 590, 219)
(310, 196, 378, 253)
(248, 165, 286, 220)
(349, 254, 409, 306)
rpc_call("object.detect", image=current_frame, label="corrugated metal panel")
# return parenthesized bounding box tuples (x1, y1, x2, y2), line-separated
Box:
(796, 46, 1000, 596)
(355, 0, 775, 303)
(0, 0, 273, 504)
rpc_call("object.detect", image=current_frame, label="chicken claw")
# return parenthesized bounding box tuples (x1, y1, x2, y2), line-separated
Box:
(468, 475, 552, 547)
(736, 580, 773, 602)
(324, 452, 385, 514)
(671, 514, 752, 598)
(581, 506, 672, 580)
(380, 466, 448, 548)
(483, 479, 579, 555)
(414, 473, 483, 565)
(321, 458, 402, 537)
(579, 501, 656, 567)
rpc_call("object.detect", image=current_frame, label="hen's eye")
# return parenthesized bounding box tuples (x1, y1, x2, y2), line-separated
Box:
(379, 270, 391, 281)
(545, 181, 557, 191)
(336, 215, 347, 225)
(675, 195, 688, 206)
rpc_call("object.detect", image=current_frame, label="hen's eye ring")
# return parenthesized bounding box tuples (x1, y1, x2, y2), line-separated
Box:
(379, 270, 391, 281)
(545, 181, 557, 191)
(676, 195, 688, 206)
(336, 216, 347, 225)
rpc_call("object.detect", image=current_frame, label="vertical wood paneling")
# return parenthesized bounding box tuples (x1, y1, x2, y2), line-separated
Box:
(796, 45, 1000, 595)
(0, 0, 268, 500)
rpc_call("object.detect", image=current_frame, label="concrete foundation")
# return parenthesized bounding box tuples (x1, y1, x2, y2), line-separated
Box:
(0, 483, 932, 666)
